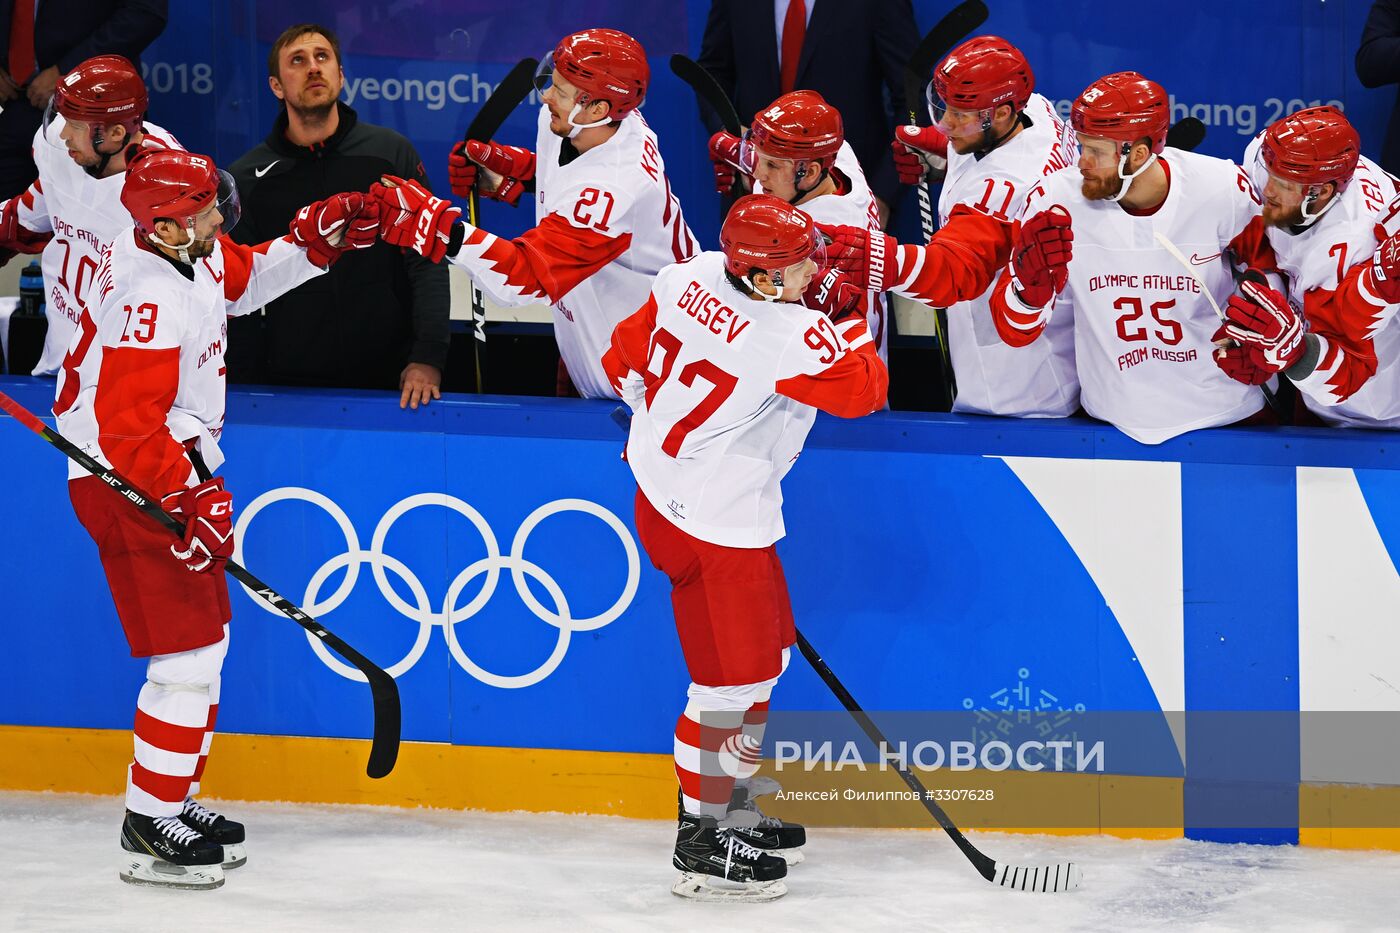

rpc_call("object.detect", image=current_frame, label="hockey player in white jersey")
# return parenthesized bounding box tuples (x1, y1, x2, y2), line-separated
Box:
(1219, 106, 1400, 427)
(602, 194, 884, 901)
(0, 55, 182, 376)
(410, 27, 697, 398)
(54, 149, 378, 889)
(891, 36, 1081, 416)
(988, 71, 1277, 445)
(707, 90, 892, 358)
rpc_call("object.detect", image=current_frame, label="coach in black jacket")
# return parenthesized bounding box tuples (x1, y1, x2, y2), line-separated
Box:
(0, 0, 166, 199)
(1358, 0, 1400, 177)
(698, 0, 917, 223)
(227, 23, 449, 408)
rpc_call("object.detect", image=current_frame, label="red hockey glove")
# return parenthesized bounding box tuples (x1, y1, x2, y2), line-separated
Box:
(289, 191, 375, 268)
(815, 222, 895, 293)
(371, 175, 462, 264)
(803, 266, 866, 323)
(709, 131, 744, 194)
(1211, 327, 1273, 385)
(0, 196, 51, 261)
(1366, 227, 1400, 305)
(449, 139, 536, 205)
(342, 194, 381, 251)
(892, 124, 948, 185)
(1010, 207, 1073, 308)
(1222, 279, 1304, 371)
(162, 478, 234, 574)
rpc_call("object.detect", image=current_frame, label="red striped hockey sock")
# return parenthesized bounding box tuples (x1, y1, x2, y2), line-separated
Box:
(732, 700, 769, 783)
(126, 682, 212, 818)
(674, 701, 752, 819)
(187, 678, 220, 798)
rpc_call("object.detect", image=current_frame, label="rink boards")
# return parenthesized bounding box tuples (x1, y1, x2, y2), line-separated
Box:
(0, 377, 1397, 849)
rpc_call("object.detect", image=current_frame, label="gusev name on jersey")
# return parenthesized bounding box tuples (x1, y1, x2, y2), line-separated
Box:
(1242, 135, 1400, 426)
(755, 141, 891, 359)
(937, 92, 1080, 417)
(7, 116, 182, 375)
(448, 107, 697, 399)
(53, 231, 325, 496)
(602, 252, 886, 548)
(991, 150, 1271, 445)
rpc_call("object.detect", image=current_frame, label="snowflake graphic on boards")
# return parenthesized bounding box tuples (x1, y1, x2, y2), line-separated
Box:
(962, 667, 1087, 769)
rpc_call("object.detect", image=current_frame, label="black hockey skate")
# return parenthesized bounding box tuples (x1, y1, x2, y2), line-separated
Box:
(728, 776, 807, 863)
(180, 798, 247, 869)
(120, 810, 224, 890)
(672, 813, 788, 901)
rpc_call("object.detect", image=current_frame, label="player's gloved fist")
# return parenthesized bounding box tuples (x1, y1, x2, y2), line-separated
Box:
(289, 191, 371, 268)
(815, 222, 895, 293)
(162, 478, 234, 574)
(449, 139, 536, 205)
(803, 266, 866, 323)
(892, 124, 948, 185)
(1366, 227, 1400, 305)
(370, 174, 462, 264)
(0, 196, 51, 261)
(1211, 327, 1273, 385)
(341, 193, 382, 251)
(1010, 206, 1073, 308)
(1223, 279, 1305, 371)
(709, 131, 744, 194)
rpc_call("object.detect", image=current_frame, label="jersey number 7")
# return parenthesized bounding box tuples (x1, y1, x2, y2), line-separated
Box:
(644, 328, 738, 457)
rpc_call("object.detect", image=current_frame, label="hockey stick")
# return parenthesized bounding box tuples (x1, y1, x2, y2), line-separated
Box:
(1165, 117, 1206, 152)
(794, 628, 1082, 892)
(0, 390, 402, 779)
(1153, 231, 1281, 413)
(460, 56, 540, 392)
(903, 0, 989, 406)
(669, 54, 741, 136)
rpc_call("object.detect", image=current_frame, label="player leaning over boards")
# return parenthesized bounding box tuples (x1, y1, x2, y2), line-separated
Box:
(375, 28, 697, 399)
(53, 149, 378, 889)
(986, 72, 1282, 445)
(890, 36, 1081, 417)
(600, 194, 883, 901)
(1220, 106, 1400, 426)
(0, 54, 182, 376)
(708, 90, 892, 361)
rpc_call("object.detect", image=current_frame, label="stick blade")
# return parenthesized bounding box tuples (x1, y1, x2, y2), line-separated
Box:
(670, 54, 742, 135)
(904, 0, 991, 119)
(364, 669, 402, 779)
(994, 861, 1083, 893)
(1166, 116, 1207, 152)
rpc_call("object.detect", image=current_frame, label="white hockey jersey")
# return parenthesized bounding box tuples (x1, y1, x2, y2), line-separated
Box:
(938, 93, 1080, 416)
(9, 116, 182, 375)
(755, 141, 889, 359)
(992, 149, 1266, 444)
(53, 232, 324, 495)
(1244, 136, 1400, 426)
(449, 107, 697, 399)
(603, 251, 886, 548)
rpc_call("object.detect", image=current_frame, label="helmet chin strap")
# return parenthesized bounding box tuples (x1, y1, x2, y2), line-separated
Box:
(974, 109, 1022, 156)
(786, 162, 827, 205)
(1106, 144, 1158, 203)
(148, 220, 200, 265)
(1297, 185, 1339, 227)
(565, 97, 612, 138)
(748, 271, 788, 302)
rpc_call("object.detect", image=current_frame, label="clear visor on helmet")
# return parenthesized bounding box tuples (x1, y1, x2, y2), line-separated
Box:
(754, 225, 828, 290)
(925, 82, 995, 129)
(1253, 148, 1306, 199)
(738, 131, 803, 178)
(176, 169, 241, 241)
(533, 53, 556, 93)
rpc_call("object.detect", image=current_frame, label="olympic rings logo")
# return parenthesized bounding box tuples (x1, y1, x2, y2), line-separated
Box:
(231, 488, 640, 689)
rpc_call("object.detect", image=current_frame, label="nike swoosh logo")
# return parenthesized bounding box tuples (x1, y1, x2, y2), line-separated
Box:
(318, 215, 341, 237)
(254, 161, 280, 178)
(1189, 251, 1222, 265)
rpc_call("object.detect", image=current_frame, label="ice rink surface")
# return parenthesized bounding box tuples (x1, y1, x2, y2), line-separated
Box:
(4, 791, 1399, 933)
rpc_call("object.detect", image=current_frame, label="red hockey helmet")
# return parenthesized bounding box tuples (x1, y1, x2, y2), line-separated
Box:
(54, 55, 147, 126)
(721, 194, 826, 291)
(929, 36, 1034, 120)
(1261, 106, 1360, 189)
(1071, 72, 1169, 154)
(538, 28, 649, 121)
(742, 91, 844, 171)
(122, 149, 239, 236)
